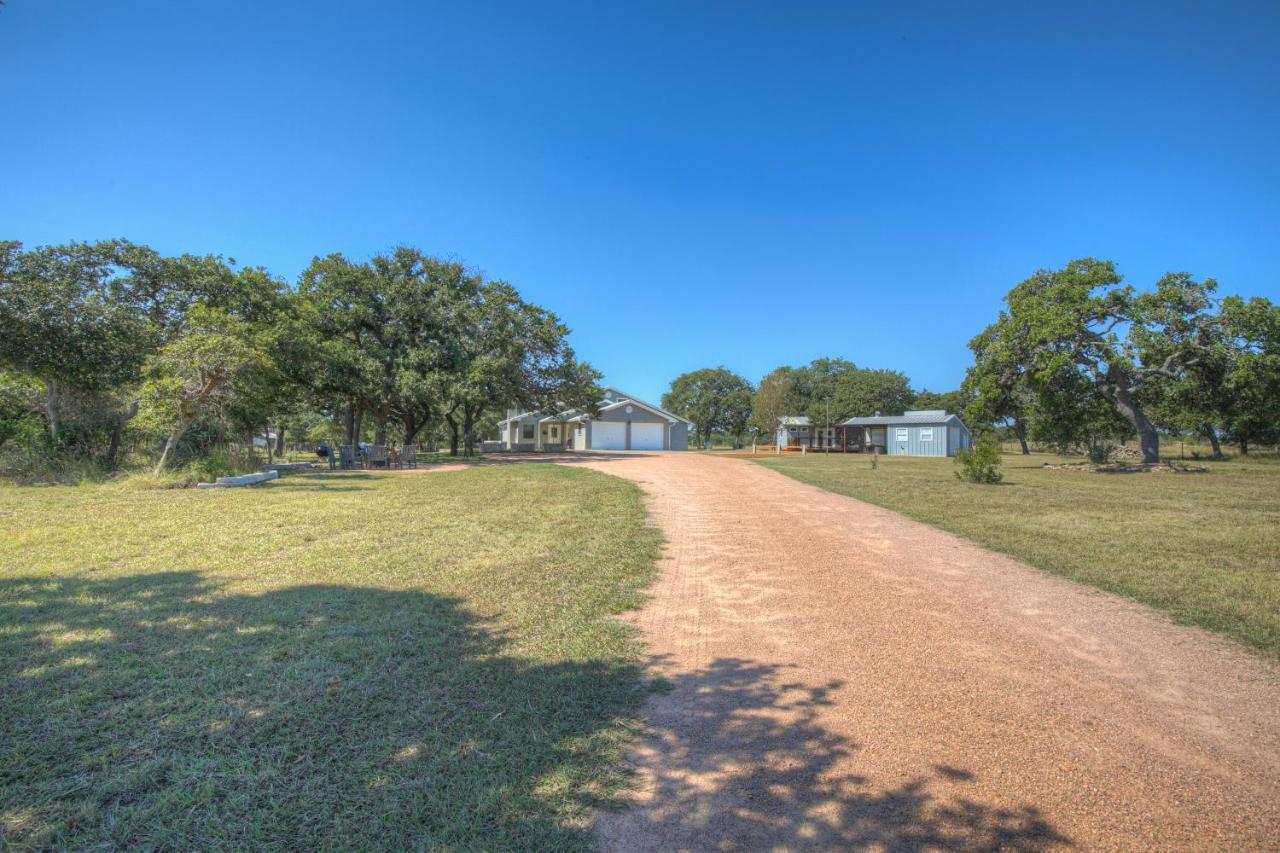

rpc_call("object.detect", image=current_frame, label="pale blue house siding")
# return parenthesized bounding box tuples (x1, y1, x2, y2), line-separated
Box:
(886, 423, 949, 457)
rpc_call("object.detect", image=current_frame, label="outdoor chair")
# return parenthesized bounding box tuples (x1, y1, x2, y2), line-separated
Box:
(400, 449, 417, 468)
(367, 445, 389, 468)
(338, 444, 358, 469)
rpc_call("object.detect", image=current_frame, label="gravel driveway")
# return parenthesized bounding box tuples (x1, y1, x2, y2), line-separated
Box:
(564, 452, 1280, 851)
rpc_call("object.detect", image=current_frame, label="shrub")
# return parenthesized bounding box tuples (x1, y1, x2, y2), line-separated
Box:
(1086, 439, 1115, 465)
(955, 433, 1003, 484)
(187, 447, 245, 484)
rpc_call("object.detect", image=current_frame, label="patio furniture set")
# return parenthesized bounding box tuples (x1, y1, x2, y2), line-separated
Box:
(315, 444, 418, 470)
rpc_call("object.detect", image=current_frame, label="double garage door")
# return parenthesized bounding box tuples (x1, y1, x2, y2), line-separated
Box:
(590, 422, 664, 450)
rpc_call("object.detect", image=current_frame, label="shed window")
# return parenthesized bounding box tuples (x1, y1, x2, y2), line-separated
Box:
(522, 424, 534, 439)
(920, 428, 934, 442)
(895, 428, 909, 442)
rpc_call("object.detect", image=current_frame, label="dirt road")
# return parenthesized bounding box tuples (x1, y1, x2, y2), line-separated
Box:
(566, 452, 1280, 851)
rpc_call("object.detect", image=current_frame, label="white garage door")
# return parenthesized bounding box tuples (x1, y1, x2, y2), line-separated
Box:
(590, 421, 626, 450)
(630, 422, 664, 450)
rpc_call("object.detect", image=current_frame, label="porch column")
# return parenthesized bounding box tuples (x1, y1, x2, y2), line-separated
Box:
(535, 423, 542, 451)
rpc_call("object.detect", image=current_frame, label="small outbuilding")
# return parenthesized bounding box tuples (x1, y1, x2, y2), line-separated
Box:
(775, 410, 972, 456)
(841, 410, 972, 457)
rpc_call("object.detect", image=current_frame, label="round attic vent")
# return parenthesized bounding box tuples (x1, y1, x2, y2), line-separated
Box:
(625, 405, 634, 414)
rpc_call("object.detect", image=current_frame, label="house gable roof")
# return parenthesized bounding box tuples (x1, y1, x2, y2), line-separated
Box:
(597, 388, 693, 425)
(502, 387, 694, 426)
(840, 412, 968, 428)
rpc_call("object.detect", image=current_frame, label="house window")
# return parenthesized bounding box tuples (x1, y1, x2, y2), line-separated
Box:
(920, 428, 934, 442)
(548, 425, 559, 441)
(522, 424, 534, 440)
(895, 428, 909, 442)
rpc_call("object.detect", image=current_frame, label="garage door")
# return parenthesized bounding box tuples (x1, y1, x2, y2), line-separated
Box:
(590, 421, 626, 450)
(630, 422, 664, 450)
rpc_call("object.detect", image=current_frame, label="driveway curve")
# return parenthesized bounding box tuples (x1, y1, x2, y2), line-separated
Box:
(561, 452, 1280, 851)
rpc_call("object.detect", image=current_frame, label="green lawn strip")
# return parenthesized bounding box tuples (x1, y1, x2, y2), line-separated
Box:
(280, 450, 473, 467)
(753, 453, 1280, 656)
(0, 465, 661, 850)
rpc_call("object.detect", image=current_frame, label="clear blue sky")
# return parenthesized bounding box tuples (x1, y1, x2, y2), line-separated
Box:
(3, 2, 1278, 403)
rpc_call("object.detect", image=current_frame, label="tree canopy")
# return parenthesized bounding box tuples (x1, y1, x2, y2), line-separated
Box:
(661, 368, 754, 448)
(965, 259, 1276, 461)
(0, 239, 599, 477)
(749, 359, 919, 433)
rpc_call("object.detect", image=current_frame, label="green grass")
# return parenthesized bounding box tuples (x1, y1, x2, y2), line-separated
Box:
(0, 466, 662, 850)
(754, 451, 1280, 656)
(279, 449, 472, 466)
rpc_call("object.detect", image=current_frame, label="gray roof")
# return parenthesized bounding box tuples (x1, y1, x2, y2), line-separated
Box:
(840, 412, 967, 427)
(502, 387, 693, 426)
(778, 416, 811, 426)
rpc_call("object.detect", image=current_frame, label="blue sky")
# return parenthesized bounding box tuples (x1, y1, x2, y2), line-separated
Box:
(3, 2, 1278, 403)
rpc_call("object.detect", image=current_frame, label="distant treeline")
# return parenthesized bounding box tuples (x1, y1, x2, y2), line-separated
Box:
(659, 361, 961, 449)
(660, 259, 1279, 461)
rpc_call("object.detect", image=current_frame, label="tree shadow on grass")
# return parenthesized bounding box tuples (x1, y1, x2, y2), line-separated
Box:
(600, 658, 1072, 851)
(0, 572, 647, 850)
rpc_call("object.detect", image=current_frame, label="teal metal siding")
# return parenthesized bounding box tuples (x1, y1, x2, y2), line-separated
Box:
(886, 423, 947, 457)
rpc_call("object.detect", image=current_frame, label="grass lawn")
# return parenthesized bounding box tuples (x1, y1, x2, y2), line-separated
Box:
(0, 466, 661, 850)
(279, 450, 471, 466)
(754, 452, 1280, 656)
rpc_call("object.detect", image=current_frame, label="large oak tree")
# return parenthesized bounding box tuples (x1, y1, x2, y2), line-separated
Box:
(973, 259, 1235, 463)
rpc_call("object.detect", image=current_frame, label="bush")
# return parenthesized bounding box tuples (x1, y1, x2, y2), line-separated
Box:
(187, 447, 246, 484)
(955, 434, 1004, 484)
(1086, 439, 1115, 464)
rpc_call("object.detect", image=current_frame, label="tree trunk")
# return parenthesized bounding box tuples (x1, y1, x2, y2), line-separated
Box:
(463, 406, 481, 457)
(401, 417, 422, 446)
(154, 422, 189, 475)
(1240, 437, 1249, 456)
(1107, 385, 1160, 463)
(105, 400, 139, 471)
(353, 409, 364, 445)
(343, 402, 356, 446)
(266, 422, 275, 465)
(275, 425, 286, 455)
(43, 378, 60, 445)
(1013, 418, 1030, 455)
(1201, 424, 1224, 460)
(445, 412, 460, 456)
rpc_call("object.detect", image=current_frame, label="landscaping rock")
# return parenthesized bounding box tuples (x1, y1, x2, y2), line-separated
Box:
(1042, 462, 1209, 474)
